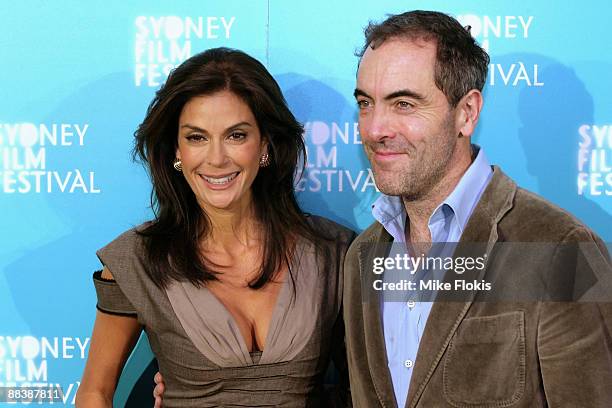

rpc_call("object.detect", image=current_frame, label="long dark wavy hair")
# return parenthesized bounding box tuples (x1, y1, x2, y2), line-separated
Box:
(133, 47, 325, 289)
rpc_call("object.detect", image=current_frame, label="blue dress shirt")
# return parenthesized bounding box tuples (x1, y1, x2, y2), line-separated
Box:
(371, 145, 493, 408)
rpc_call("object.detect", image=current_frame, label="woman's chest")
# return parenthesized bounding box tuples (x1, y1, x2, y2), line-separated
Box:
(206, 274, 286, 352)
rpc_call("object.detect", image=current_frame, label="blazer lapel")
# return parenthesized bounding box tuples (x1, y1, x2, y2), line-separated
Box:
(358, 224, 398, 407)
(406, 167, 517, 408)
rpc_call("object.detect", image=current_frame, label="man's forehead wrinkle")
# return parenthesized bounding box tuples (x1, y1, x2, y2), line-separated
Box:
(359, 53, 395, 100)
(371, 58, 385, 100)
(357, 39, 439, 105)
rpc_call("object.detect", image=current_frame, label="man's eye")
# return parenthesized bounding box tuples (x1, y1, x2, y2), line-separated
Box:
(357, 99, 371, 109)
(396, 100, 413, 109)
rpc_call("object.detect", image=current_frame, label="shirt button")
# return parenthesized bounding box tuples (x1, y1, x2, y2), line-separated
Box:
(407, 301, 416, 309)
(404, 359, 414, 368)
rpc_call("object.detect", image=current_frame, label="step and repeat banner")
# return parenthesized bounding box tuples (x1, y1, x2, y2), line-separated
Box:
(1, 0, 611, 406)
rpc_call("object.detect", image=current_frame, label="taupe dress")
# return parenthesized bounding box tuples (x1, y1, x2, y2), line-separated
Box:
(93, 216, 355, 407)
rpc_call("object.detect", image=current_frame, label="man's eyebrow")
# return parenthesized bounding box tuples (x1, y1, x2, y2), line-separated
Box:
(384, 89, 425, 101)
(353, 88, 425, 102)
(353, 88, 371, 99)
(180, 121, 252, 133)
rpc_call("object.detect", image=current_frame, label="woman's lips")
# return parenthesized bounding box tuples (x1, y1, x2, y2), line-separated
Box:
(199, 171, 240, 190)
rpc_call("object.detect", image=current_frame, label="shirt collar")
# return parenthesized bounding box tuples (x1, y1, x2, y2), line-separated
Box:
(372, 193, 404, 225)
(435, 145, 492, 233)
(372, 192, 406, 242)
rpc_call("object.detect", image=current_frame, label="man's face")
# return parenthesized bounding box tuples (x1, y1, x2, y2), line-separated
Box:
(355, 38, 462, 199)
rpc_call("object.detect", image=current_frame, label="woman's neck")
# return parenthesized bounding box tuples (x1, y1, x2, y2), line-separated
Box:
(202, 199, 261, 252)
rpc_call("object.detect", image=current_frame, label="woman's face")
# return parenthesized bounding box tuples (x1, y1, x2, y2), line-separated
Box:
(176, 90, 267, 212)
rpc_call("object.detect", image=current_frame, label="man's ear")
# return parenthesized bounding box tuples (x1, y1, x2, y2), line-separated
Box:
(455, 89, 483, 138)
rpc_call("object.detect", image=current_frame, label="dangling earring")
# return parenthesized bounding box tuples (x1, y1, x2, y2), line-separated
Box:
(173, 158, 183, 172)
(259, 152, 270, 167)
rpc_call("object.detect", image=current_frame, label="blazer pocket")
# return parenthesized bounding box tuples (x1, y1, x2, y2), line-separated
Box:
(443, 311, 526, 408)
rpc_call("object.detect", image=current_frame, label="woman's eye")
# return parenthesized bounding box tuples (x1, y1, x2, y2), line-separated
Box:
(186, 134, 207, 142)
(228, 132, 247, 141)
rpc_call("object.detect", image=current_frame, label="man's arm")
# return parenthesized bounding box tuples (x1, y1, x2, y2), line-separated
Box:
(538, 227, 612, 406)
(538, 301, 612, 405)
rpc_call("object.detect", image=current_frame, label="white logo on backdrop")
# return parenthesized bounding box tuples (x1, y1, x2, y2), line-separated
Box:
(578, 124, 612, 196)
(456, 14, 543, 87)
(295, 121, 378, 193)
(0, 123, 99, 194)
(0, 335, 90, 404)
(134, 16, 236, 87)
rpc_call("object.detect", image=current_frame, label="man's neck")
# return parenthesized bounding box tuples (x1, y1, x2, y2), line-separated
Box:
(402, 144, 473, 244)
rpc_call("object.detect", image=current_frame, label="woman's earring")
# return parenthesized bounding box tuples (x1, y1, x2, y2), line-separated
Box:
(173, 158, 183, 172)
(259, 152, 270, 167)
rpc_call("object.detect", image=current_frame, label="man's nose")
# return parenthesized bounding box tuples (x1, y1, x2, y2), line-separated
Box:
(360, 107, 393, 143)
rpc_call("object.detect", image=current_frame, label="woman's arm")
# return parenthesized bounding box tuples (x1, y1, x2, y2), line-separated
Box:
(76, 268, 142, 408)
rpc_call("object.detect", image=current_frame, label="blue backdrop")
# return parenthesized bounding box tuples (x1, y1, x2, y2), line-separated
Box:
(1, 1, 610, 406)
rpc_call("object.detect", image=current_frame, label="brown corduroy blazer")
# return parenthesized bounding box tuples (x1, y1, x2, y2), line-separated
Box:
(343, 166, 612, 407)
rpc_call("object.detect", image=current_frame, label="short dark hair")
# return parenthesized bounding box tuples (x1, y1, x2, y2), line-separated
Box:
(358, 10, 490, 106)
(133, 47, 324, 289)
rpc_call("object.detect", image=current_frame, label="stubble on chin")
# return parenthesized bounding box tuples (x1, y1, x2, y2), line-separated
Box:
(372, 142, 456, 200)
(373, 169, 432, 200)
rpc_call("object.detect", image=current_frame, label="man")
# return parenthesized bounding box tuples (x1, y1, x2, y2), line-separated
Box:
(344, 10, 612, 408)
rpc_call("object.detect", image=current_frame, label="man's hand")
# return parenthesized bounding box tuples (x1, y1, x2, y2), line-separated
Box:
(153, 371, 165, 408)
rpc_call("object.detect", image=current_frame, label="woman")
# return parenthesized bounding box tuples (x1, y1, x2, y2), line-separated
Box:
(76, 48, 354, 407)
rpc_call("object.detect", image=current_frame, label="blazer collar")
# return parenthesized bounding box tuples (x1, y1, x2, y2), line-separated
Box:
(357, 222, 396, 406)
